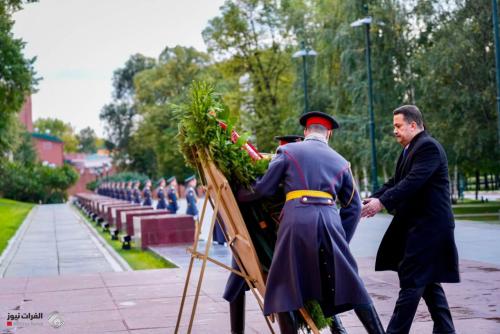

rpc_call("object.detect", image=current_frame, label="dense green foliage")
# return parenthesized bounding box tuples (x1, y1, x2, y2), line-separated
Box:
(0, 0, 38, 157)
(98, 0, 499, 189)
(0, 163, 78, 203)
(76, 126, 98, 154)
(178, 81, 269, 187)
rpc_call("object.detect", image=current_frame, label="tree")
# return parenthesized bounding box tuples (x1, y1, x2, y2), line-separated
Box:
(100, 102, 135, 163)
(76, 127, 97, 153)
(131, 45, 213, 179)
(12, 130, 36, 165)
(0, 0, 38, 157)
(100, 54, 156, 167)
(410, 0, 500, 176)
(34, 117, 79, 152)
(203, 0, 296, 152)
(278, 0, 410, 188)
(112, 53, 156, 102)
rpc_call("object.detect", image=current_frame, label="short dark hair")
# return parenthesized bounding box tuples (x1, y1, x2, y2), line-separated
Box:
(306, 124, 328, 134)
(393, 105, 424, 128)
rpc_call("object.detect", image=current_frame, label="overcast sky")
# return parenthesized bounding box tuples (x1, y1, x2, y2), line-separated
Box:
(12, 0, 225, 136)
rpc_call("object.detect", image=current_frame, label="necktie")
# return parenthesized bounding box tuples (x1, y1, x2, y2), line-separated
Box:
(403, 147, 408, 159)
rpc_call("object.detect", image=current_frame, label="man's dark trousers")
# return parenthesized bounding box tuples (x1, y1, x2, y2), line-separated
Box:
(387, 283, 455, 334)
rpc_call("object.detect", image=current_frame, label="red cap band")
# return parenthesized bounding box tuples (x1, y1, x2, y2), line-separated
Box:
(279, 140, 288, 146)
(306, 116, 332, 130)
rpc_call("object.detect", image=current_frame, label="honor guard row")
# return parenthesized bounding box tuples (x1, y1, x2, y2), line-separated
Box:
(96, 175, 200, 217)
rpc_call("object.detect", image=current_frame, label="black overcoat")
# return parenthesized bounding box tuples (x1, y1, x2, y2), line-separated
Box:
(372, 131, 460, 288)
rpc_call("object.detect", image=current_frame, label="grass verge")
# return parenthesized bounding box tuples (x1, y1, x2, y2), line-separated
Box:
(452, 200, 500, 223)
(0, 198, 34, 255)
(75, 206, 176, 270)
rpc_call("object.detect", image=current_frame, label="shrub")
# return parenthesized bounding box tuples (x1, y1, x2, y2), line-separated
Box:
(0, 162, 79, 203)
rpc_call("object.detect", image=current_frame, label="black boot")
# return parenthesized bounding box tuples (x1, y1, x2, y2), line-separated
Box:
(229, 292, 245, 334)
(277, 312, 298, 334)
(330, 314, 348, 334)
(354, 304, 385, 334)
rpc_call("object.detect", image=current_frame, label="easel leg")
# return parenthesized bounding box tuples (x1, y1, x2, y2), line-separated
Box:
(174, 191, 211, 333)
(186, 187, 222, 333)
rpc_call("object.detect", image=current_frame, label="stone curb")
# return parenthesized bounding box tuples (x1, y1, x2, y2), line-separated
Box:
(70, 204, 132, 272)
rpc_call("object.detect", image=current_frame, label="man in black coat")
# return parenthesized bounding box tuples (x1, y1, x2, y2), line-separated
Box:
(362, 105, 460, 334)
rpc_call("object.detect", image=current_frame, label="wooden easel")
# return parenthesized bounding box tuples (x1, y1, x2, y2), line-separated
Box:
(174, 151, 319, 334)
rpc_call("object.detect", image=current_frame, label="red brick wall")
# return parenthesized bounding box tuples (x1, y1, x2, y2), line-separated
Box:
(18, 96, 33, 132)
(33, 138, 64, 166)
(67, 166, 117, 196)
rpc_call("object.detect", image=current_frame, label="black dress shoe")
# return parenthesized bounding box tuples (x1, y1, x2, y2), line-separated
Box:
(354, 304, 385, 334)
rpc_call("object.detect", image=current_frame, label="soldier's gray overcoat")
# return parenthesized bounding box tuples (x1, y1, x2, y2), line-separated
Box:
(238, 138, 371, 316)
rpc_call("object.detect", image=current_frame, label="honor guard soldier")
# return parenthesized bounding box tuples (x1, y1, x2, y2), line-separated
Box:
(237, 111, 384, 334)
(118, 182, 125, 200)
(126, 181, 133, 202)
(185, 175, 199, 217)
(121, 182, 128, 200)
(132, 181, 142, 204)
(223, 134, 315, 334)
(156, 178, 168, 209)
(142, 179, 153, 207)
(111, 182, 117, 198)
(166, 176, 179, 213)
(115, 182, 120, 199)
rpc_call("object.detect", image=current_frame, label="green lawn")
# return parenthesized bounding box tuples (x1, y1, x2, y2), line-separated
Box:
(452, 200, 500, 223)
(0, 198, 34, 255)
(75, 206, 176, 270)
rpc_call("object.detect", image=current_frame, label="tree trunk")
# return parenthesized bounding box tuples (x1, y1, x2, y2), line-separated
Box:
(484, 173, 489, 191)
(353, 167, 361, 194)
(475, 170, 480, 200)
(451, 165, 458, 201)
(362, 166, 369, 198)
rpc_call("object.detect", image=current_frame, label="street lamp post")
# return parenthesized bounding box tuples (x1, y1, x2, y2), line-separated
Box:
(492, 0, 500, 145)
(293, 41, 317, 114)
(351, 16, 379, 192)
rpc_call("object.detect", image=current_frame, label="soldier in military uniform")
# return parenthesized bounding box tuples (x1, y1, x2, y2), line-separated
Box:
(118, 182, 124, 199)
(223, 134, 306, 334)
(126, 181, 133, 202)
(185, 175, 199, 217)
(156, 178, 168, 209)
(133, 181, 142, 204)
(110, 182, 117, 198)
(237, 112, 384, 334)
(142, 179, 153, 207)
(166, 176, 179, 213)
(121, 182, 128, 200)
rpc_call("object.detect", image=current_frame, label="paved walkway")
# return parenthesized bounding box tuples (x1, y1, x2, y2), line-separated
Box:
(0, 203, 499, 333)
(0, 255, 498, 333)
(0, 204, 120, 278)
(350, 215, 500, 265)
